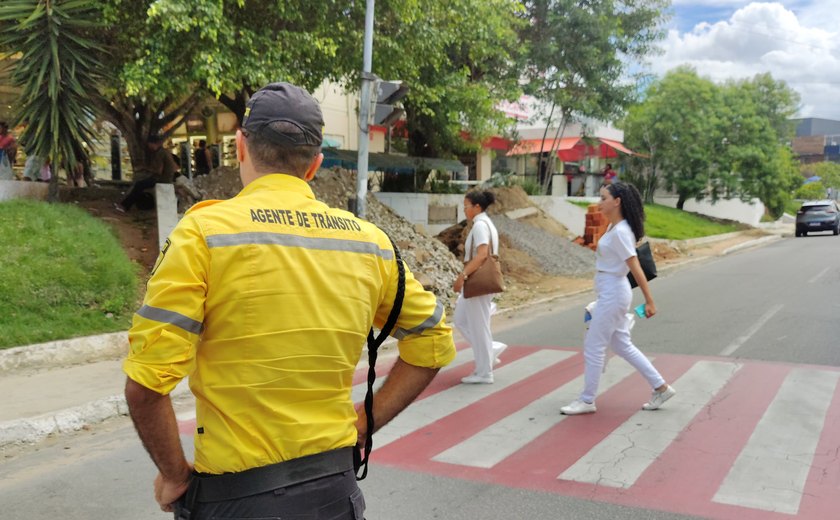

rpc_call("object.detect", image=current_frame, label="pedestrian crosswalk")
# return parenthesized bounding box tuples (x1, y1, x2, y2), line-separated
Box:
(177, 345, 840, 520)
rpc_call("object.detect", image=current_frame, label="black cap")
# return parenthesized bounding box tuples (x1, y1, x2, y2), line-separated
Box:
(242, 82, 324, 147)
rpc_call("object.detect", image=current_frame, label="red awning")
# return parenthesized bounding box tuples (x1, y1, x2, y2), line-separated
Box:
(509, 136, 640, 161)
(598, 138, 636, 156)
(507, 137, 581, 156)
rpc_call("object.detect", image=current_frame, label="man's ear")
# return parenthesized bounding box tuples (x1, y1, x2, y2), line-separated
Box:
(303, 152, 324, 182)
(235, 129, 246, 163)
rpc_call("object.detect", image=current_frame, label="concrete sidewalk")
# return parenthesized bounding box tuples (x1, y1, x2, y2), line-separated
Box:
(0, 230, 785, 449)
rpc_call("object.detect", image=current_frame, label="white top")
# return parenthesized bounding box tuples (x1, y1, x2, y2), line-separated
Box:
(595, 219, 636, 275)
(464, 212, 499, 262)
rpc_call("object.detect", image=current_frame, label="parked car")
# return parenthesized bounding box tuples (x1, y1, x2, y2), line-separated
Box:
(795, 200, 840, 237)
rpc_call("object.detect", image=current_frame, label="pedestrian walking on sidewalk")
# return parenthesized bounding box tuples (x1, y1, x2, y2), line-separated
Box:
(561, 182, 675, 415)
(453, 190, 508, 384)
(123, 82, 455, 518)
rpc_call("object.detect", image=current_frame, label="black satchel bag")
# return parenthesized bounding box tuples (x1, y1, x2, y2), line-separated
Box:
(355, 236, 405, 481)
(628, 241, 657, 289)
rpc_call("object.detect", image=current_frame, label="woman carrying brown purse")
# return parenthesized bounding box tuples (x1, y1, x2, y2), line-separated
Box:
(453, 190, 507, 384)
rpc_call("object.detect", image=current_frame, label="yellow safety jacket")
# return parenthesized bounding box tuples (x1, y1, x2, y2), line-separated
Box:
(123, 173, 455, 474)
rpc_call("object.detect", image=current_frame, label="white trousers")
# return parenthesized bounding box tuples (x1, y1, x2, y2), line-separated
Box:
(454, 292, 506, 378)
(581, 272, 665, 403)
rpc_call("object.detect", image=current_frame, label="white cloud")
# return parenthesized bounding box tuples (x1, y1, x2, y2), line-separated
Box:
(655, 2, 840, 119)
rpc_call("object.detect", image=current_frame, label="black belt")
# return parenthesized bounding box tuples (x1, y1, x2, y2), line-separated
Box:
(194, 447, 355, 503)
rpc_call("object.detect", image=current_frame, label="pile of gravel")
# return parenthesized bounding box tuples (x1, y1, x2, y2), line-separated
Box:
(491, 214, 595, 278)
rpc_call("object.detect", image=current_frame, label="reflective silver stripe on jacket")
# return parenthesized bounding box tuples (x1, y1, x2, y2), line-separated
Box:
(206, 232, 394, 260)
(393, 300, 444, 340)
(137, 305, 203, 335)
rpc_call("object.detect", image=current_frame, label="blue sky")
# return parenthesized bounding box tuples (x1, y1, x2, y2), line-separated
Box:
(653, 1, 839, 120)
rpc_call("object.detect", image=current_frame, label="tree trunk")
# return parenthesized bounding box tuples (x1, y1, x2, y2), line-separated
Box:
(218, 89, 251, 124)
(677, 192, 687, 210)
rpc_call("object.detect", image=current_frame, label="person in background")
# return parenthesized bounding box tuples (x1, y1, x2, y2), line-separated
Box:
(0, 122, 16, 180)
(115, 134, 177, 212)
(22, 152, 45, 182)
(561, 181, 675, 415)
(123, 81, 455, 518)
(193, 139, 213, 176)
(38, 157, 51, 182)
(0, 122, 17, 164)
(603, 163, 617, 184)
(453, 190, 508, 384)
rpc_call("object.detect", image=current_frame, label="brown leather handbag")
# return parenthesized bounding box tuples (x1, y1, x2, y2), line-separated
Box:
(463, 223, 505, 298)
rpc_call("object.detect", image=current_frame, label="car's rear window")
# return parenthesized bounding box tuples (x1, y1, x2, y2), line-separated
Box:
(801, 205, 832, 213)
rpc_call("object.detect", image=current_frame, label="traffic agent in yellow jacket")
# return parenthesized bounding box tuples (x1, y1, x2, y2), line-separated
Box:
(123, 173, 456, 475)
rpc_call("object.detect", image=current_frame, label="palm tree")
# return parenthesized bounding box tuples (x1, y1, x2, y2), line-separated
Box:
(0, 0, 105, 198)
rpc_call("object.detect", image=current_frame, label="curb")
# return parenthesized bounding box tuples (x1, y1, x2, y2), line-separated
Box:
(0, 331, 127, 374)
(721, 235, 781, 255)
(0, 377, 191, 449)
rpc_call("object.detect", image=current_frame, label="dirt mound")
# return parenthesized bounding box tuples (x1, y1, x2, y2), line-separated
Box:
(485, 185, 535, 214)
(192, 166, 243, 200)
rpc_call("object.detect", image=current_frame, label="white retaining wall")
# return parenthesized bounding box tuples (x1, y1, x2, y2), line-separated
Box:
(530, 196, 588, 236)
(0, 180, 49, 202)
(375, 191, 764, 234)
(654, 196, 764, 226)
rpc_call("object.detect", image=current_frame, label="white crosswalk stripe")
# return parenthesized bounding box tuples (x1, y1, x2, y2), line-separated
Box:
(433, 357, 640, 468)
(558, 360, 742, 488)
(713, 368, 840, 514)
(374, 349, 575, 449)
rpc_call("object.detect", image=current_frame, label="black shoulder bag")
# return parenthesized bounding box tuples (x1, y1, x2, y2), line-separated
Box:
(355, 237, 405, 480)
(627, 241, 657, 289)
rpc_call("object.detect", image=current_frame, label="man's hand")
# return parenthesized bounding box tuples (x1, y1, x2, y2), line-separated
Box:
(154, 466, 193, 512)
(125, 378, 193, 512)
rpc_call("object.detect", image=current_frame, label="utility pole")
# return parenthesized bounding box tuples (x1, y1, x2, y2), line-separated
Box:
(355, 0, 376, 219)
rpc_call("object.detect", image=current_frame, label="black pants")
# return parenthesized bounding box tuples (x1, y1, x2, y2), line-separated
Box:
(121, 176, 158, 210)
(181, 470, 365, 520)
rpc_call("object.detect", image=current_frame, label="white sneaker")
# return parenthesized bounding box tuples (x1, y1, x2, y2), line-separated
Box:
(642, 385, 676, 410)
(560, 399, 596, 415)
(492, 342, 507, 366)
(461, 374, 494, 384)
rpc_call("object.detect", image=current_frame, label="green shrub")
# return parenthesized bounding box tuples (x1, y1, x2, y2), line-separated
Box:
(0, 199, 139, 349)
(794, 182, 827, 201)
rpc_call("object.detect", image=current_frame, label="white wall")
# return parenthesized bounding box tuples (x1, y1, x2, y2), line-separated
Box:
(371, 191, 763, 239)
(373, 193, 464, 235)
(0, 180, 48, 202)
(654, 196, 765, 226)
(531, 196, 588, 236)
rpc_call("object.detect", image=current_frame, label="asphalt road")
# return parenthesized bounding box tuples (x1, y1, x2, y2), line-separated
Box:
(1, 233, 837, 520)
(497, 231, 840, 366)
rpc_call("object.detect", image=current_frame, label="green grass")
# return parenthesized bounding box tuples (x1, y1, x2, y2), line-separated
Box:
(0, 199, 139, 349)
(644, 204, 740, 239)
(568, 200, 741, 239)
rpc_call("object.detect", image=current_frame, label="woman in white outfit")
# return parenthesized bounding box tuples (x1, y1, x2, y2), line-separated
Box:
(561, 182, 676, 414)
(453, 190, 507, 384)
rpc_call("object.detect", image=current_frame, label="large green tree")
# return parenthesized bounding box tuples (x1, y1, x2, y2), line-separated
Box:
(624, 67, 722, 209)
(126, 0, 524, 160)
(624, 67, 800, 217)
(715, 74, 799, 216)
(367, 0, 523, 158)
(121, 0, 354, 122)
(520, 0, 669, 188)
